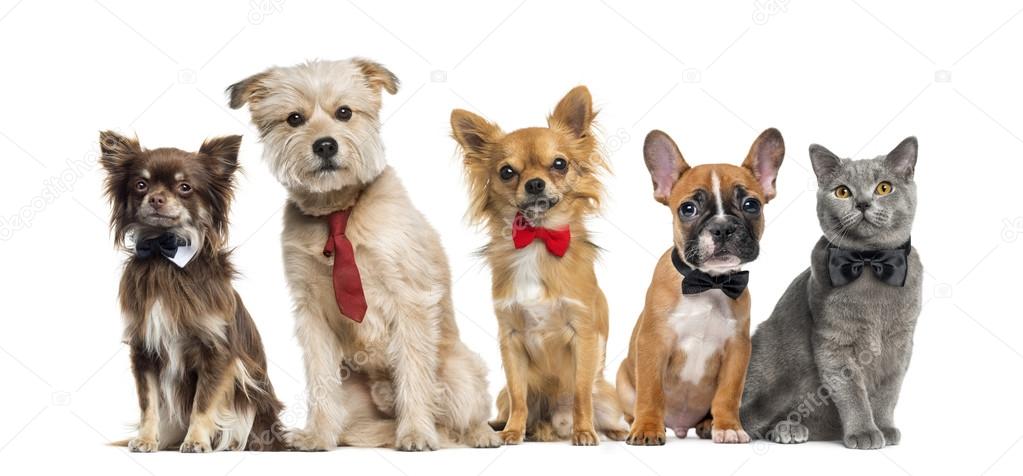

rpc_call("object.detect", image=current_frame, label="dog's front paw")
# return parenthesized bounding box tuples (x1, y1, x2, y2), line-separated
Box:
(880, 426, 901, 446)
(711, 423, 751, 444)
(572, 428, 600, 446)
(179, 439, 212, 453)
(499, 428, 525, 445)
(468, 426, 504, 448)
(286, 428, 335, 452)
(396, 430, 439, 452)
(626, 423, 666, 446)
(769, 421, 809, 444)
(128, 437, 159, 453)
(843, 427, 885, 450)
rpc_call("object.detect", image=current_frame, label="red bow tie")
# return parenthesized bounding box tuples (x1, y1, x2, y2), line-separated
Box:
(512, 212, 571, 257)
(323, 208, 368, 323)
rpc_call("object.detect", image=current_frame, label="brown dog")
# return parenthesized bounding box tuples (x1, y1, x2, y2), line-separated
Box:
(617, 128, 784, 445)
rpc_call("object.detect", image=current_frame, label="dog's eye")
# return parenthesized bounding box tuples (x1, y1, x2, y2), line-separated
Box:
(551, 157, 568, 171)
(135, 180, 148, 192)
(499, 165, 517, 181)
(875, 181, 894, 196)
(742, 197, 761, 214)
(834, 185, 852, 199)
(678, 201, 698, 219)
(335, 106, 353, 122)
(286, 112, 305, 127)
(178, 183, 192, 195)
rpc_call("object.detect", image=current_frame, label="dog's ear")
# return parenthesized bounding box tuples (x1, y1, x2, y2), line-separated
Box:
(199, 135, 242, 179)
(549, 85, 595, 138)
(226, 71, 271, 109)
(353, 58, 399, 95)
(884, 136, 918, 179)
(99, 130, 142, 172)
(643, 130, 690, 206)
(742, 128, 785, 202)
(809, 143, 842, 184)
(451, 109, 501, 159)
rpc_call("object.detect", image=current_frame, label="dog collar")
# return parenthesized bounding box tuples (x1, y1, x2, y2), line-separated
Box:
(826, 238, 911, 288)
(670, 247, 749, 299)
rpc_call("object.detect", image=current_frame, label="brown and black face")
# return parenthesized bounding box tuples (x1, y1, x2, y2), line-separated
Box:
(98, 131, 241, 249)
(450, 86, 607, 228)
(643, 128, 785, 274)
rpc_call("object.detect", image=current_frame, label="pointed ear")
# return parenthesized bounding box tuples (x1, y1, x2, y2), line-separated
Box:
(451, 109, 501, 158)
(199, 135, 242, 178)
(226, 70, 272, 109)
(99, 130, 142, 172)
(742, 128, 785, 202)
(353, 58, 400, 95)
(643, 130, 690, 205)
(885, 136, 918, 179)
(809, 143, 842, 183)
(549, 85, 594, 138)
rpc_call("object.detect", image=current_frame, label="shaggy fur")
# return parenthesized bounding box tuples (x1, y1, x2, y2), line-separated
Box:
(451, 86, 629, 446)
(99, 132, 286, 452)
(227, 58, 501, 451)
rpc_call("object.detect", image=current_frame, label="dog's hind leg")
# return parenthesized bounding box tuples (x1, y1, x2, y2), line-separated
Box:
(435, 341, 502, 449)
(594, 379, 629, 441)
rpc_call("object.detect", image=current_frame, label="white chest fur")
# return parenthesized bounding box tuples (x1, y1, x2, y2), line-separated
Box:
(668, 290, 737, 384)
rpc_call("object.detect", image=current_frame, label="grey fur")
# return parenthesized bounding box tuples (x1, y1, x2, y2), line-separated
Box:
(740, 137, 923, 449)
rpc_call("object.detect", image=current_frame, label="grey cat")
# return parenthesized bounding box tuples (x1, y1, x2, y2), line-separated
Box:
(739, 137, 922, 449)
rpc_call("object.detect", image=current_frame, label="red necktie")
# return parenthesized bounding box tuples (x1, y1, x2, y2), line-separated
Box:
(511, 212, 571, 257)
(322, 209, 367, 323)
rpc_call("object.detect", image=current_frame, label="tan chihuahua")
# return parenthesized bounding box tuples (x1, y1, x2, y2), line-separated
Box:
(451, 86, 629, 446)
(617, 128, 784, 445)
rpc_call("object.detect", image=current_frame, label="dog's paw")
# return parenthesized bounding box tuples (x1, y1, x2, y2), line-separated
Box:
(468, 427, 504, 448)
(769, 421, 809, 444)
(285, 428, 335, 452)
(626, 424, 666, 446)
(694, 418, 713, 440)
(369, 379, 397, 416)
(396, 430, 439, 452)
(711, 425, 751, 444)
(603, 428, 629, 442)
(843, 427, 885, 450)
(128, 437, 159, 453)
(499, 428, 525, 445)
(552, 411, 573, 439)
(880, 426, 901, 446)
(572, 428, 600, 446)
(179, 439, 212, 453)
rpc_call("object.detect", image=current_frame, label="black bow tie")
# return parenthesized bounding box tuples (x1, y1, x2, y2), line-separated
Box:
(671, 248, 749, 300)
(135, 232, 186, 260)
(826, 239, 911, 288)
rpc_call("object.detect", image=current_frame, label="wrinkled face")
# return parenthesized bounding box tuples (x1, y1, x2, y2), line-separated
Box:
(810, 137, 918, 249)
(451, 86, 605, 228)
(99, 132, 240, 249)
(228, 59, 399, 194)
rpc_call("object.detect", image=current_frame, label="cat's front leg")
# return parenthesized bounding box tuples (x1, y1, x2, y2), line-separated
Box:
(813, 341, 884, 449)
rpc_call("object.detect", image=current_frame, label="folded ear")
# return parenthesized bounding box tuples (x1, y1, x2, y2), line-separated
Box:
(549, 85, 594, 138)
(884, 136, 918, 179)
(809, 143, 842, 183)
(353, 58, 400, 95)
(99, 130, 142, 172)
(451, 109, 501, 159)
(742, 128, 785, 202)
(226, 70, 271, 109)
(643, 130, 690, 205)
(199, 135, 242, 178)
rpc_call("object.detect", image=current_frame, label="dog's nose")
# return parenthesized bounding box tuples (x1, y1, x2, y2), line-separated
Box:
(856, 201, 871, 211)
(524, 178, 546, 195)
(312, 137, 338, 159)
(148, 193, 166, 209)
(708, 221, 737, 239)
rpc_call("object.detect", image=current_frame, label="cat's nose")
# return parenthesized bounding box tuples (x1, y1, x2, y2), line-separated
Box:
(856, 201, 871, 211)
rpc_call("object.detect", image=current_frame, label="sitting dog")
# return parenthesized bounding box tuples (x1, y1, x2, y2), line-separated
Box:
(617, 128, 784, 445)
(227, 59, 501, 451)
(450, 86, 629, 445)
(100, 132, 286, 452)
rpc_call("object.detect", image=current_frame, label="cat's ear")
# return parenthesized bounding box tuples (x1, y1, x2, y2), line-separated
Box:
(742, 128, 785, 202)
(809, 144, 842, 182)
(885, 136, 918, 179)
(643, 130, 690, 205)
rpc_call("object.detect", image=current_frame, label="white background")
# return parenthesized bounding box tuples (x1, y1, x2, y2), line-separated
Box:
(1, 1, 1021, 475)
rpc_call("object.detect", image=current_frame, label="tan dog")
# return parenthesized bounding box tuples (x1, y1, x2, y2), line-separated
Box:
(451, 86, 629, 446)
(228, 59, 500, 451)
(617, 128, 784, 445)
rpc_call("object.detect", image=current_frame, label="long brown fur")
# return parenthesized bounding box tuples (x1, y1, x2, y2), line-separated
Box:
(100, 131, 287, 452)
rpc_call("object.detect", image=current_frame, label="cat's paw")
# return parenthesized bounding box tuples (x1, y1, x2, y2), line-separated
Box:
(128, 437, 159, 453)
(880, 426, 901, 446)
(843, 427, 885, 450)
(769, 421, 809, 444)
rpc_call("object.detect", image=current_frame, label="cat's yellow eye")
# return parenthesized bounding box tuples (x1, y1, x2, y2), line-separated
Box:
(875, 181, 894, 196)
(834, 185, 852, 199)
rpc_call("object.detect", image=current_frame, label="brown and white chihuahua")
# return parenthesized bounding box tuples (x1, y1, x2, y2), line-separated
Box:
(100, 131, 286, 452)
(451, 86, 629, 446)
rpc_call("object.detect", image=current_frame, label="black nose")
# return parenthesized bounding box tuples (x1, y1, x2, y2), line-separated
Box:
(524, 178, 546, 195)
(708, 221, 738, 239)
(312, 137, 338, 159)
(856, 201, 871, 211)
(148, 194, 165, 208)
